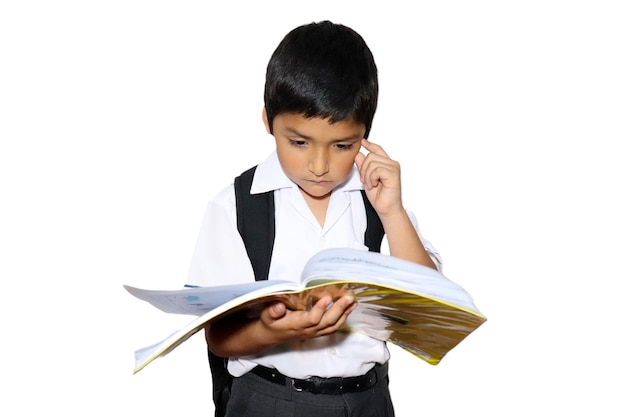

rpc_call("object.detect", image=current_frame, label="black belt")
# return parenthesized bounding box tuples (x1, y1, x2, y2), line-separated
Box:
(250, 363, 385, 395)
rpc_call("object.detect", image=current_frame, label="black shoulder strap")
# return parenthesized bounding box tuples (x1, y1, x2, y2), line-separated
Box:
(234, 165, 275, 281)
(361, 190, 384, 253)
(208, 165, 276, 417)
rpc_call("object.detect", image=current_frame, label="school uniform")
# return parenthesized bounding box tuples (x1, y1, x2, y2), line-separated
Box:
(186, 151, 441, 416)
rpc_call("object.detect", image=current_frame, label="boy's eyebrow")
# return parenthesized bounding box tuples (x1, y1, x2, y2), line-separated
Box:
(284, 127, 362, 142)
(284, 127, 312, 140)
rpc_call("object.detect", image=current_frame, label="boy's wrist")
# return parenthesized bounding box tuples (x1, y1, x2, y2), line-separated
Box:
(378, 206, 410, 227)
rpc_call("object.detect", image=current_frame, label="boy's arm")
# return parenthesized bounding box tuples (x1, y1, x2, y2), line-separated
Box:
(355, 139, 437, 269)
(379, 209, 436, 268)
(205, 295, 356, 357)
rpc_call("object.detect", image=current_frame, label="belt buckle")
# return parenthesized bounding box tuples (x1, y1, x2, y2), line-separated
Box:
(292, 376, 327, 394)
(291, 378, 303, 392)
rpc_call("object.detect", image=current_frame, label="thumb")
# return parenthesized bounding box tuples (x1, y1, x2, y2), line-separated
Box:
(264, 301, 287, 320)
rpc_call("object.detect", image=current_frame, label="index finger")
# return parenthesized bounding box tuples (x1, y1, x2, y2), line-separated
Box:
(317, 295, 356, 325)
(360, 139, 389, 157)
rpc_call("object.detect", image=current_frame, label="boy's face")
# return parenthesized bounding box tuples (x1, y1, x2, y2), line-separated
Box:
(265, 111, 365, 200)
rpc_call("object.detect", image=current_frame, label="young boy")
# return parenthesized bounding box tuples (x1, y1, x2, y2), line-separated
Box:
(186, 20, 441, 417)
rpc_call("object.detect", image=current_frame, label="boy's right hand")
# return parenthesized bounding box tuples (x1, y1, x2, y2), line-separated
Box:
(260, 295, 357, 341)
(206, 294, 357, 357)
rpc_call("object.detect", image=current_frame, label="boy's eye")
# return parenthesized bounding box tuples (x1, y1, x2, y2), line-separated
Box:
(288, 139, 307, 147)
(335, 143, 354, 151)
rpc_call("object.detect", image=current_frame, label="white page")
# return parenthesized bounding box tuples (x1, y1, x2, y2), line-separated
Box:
(124, 280, 298, 316)
(301, 248, 483, 314)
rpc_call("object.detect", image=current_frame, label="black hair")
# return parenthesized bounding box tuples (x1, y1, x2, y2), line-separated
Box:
(264, 21, 378, 138)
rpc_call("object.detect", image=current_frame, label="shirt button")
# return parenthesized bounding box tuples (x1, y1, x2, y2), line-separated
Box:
(329, 348, 337, 355)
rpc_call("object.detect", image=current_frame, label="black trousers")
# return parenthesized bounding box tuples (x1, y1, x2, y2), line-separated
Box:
(224, 364, 395, 417)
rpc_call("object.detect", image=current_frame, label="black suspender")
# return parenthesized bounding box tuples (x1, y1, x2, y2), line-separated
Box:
(234, 165, 275, 282)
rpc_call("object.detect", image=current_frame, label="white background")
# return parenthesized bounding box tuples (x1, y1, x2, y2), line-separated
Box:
(1, 1, 625, 416)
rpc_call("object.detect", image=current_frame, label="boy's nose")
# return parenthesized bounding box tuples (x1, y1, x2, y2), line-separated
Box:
(308, 151, 329, 176)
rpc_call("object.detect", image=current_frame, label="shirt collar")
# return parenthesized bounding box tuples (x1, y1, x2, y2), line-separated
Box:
(250, 151, 364, 194)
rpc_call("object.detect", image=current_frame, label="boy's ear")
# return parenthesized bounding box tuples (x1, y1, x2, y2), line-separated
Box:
(262, 107, 271, 134)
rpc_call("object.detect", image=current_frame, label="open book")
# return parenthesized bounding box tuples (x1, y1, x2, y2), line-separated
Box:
(125, 248, 487, 374)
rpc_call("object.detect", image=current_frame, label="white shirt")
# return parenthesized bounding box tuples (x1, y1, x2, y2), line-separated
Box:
(186, 151, 441, 379)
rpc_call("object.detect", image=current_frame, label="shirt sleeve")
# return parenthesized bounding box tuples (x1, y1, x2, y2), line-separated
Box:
(405, 209, 444, 271)
(185, 185, 256, 287)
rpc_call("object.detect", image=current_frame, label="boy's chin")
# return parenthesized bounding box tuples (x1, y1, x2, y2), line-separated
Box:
(298, 185, 334, 200)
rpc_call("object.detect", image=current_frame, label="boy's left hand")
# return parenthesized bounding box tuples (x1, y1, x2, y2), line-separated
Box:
(354, 139, 404, 216)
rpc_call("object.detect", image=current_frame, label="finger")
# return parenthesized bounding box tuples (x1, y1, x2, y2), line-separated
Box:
(265, 301, 287, 320)
(357, 149, 383, 187)
(354, 151, 366, 171)
(355, 152, 368, 184)
(359, 157, 384, 190)
(305, 296, 334, 324)
(358, 141, 396, 188)
(313, 298, 357, 336)
(318, 295, 356, 326)
(360, 139, 389, 158)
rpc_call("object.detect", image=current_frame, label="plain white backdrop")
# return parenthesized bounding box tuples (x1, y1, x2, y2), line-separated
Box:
(1, 1, 625, 416)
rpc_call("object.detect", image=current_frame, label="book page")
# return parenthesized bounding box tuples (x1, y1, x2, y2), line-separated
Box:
(301, 248, 483, 315)
(338, 281, 486, 364)
(124, 280, 299, 316)
(130, 283, 306, 373)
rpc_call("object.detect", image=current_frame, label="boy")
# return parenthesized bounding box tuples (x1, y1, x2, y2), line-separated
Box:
(186, 20, 441, 417)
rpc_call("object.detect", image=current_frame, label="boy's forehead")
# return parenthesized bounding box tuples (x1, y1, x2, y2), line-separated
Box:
(274, 113, 366, 139)
(277, 112, 363, 127)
